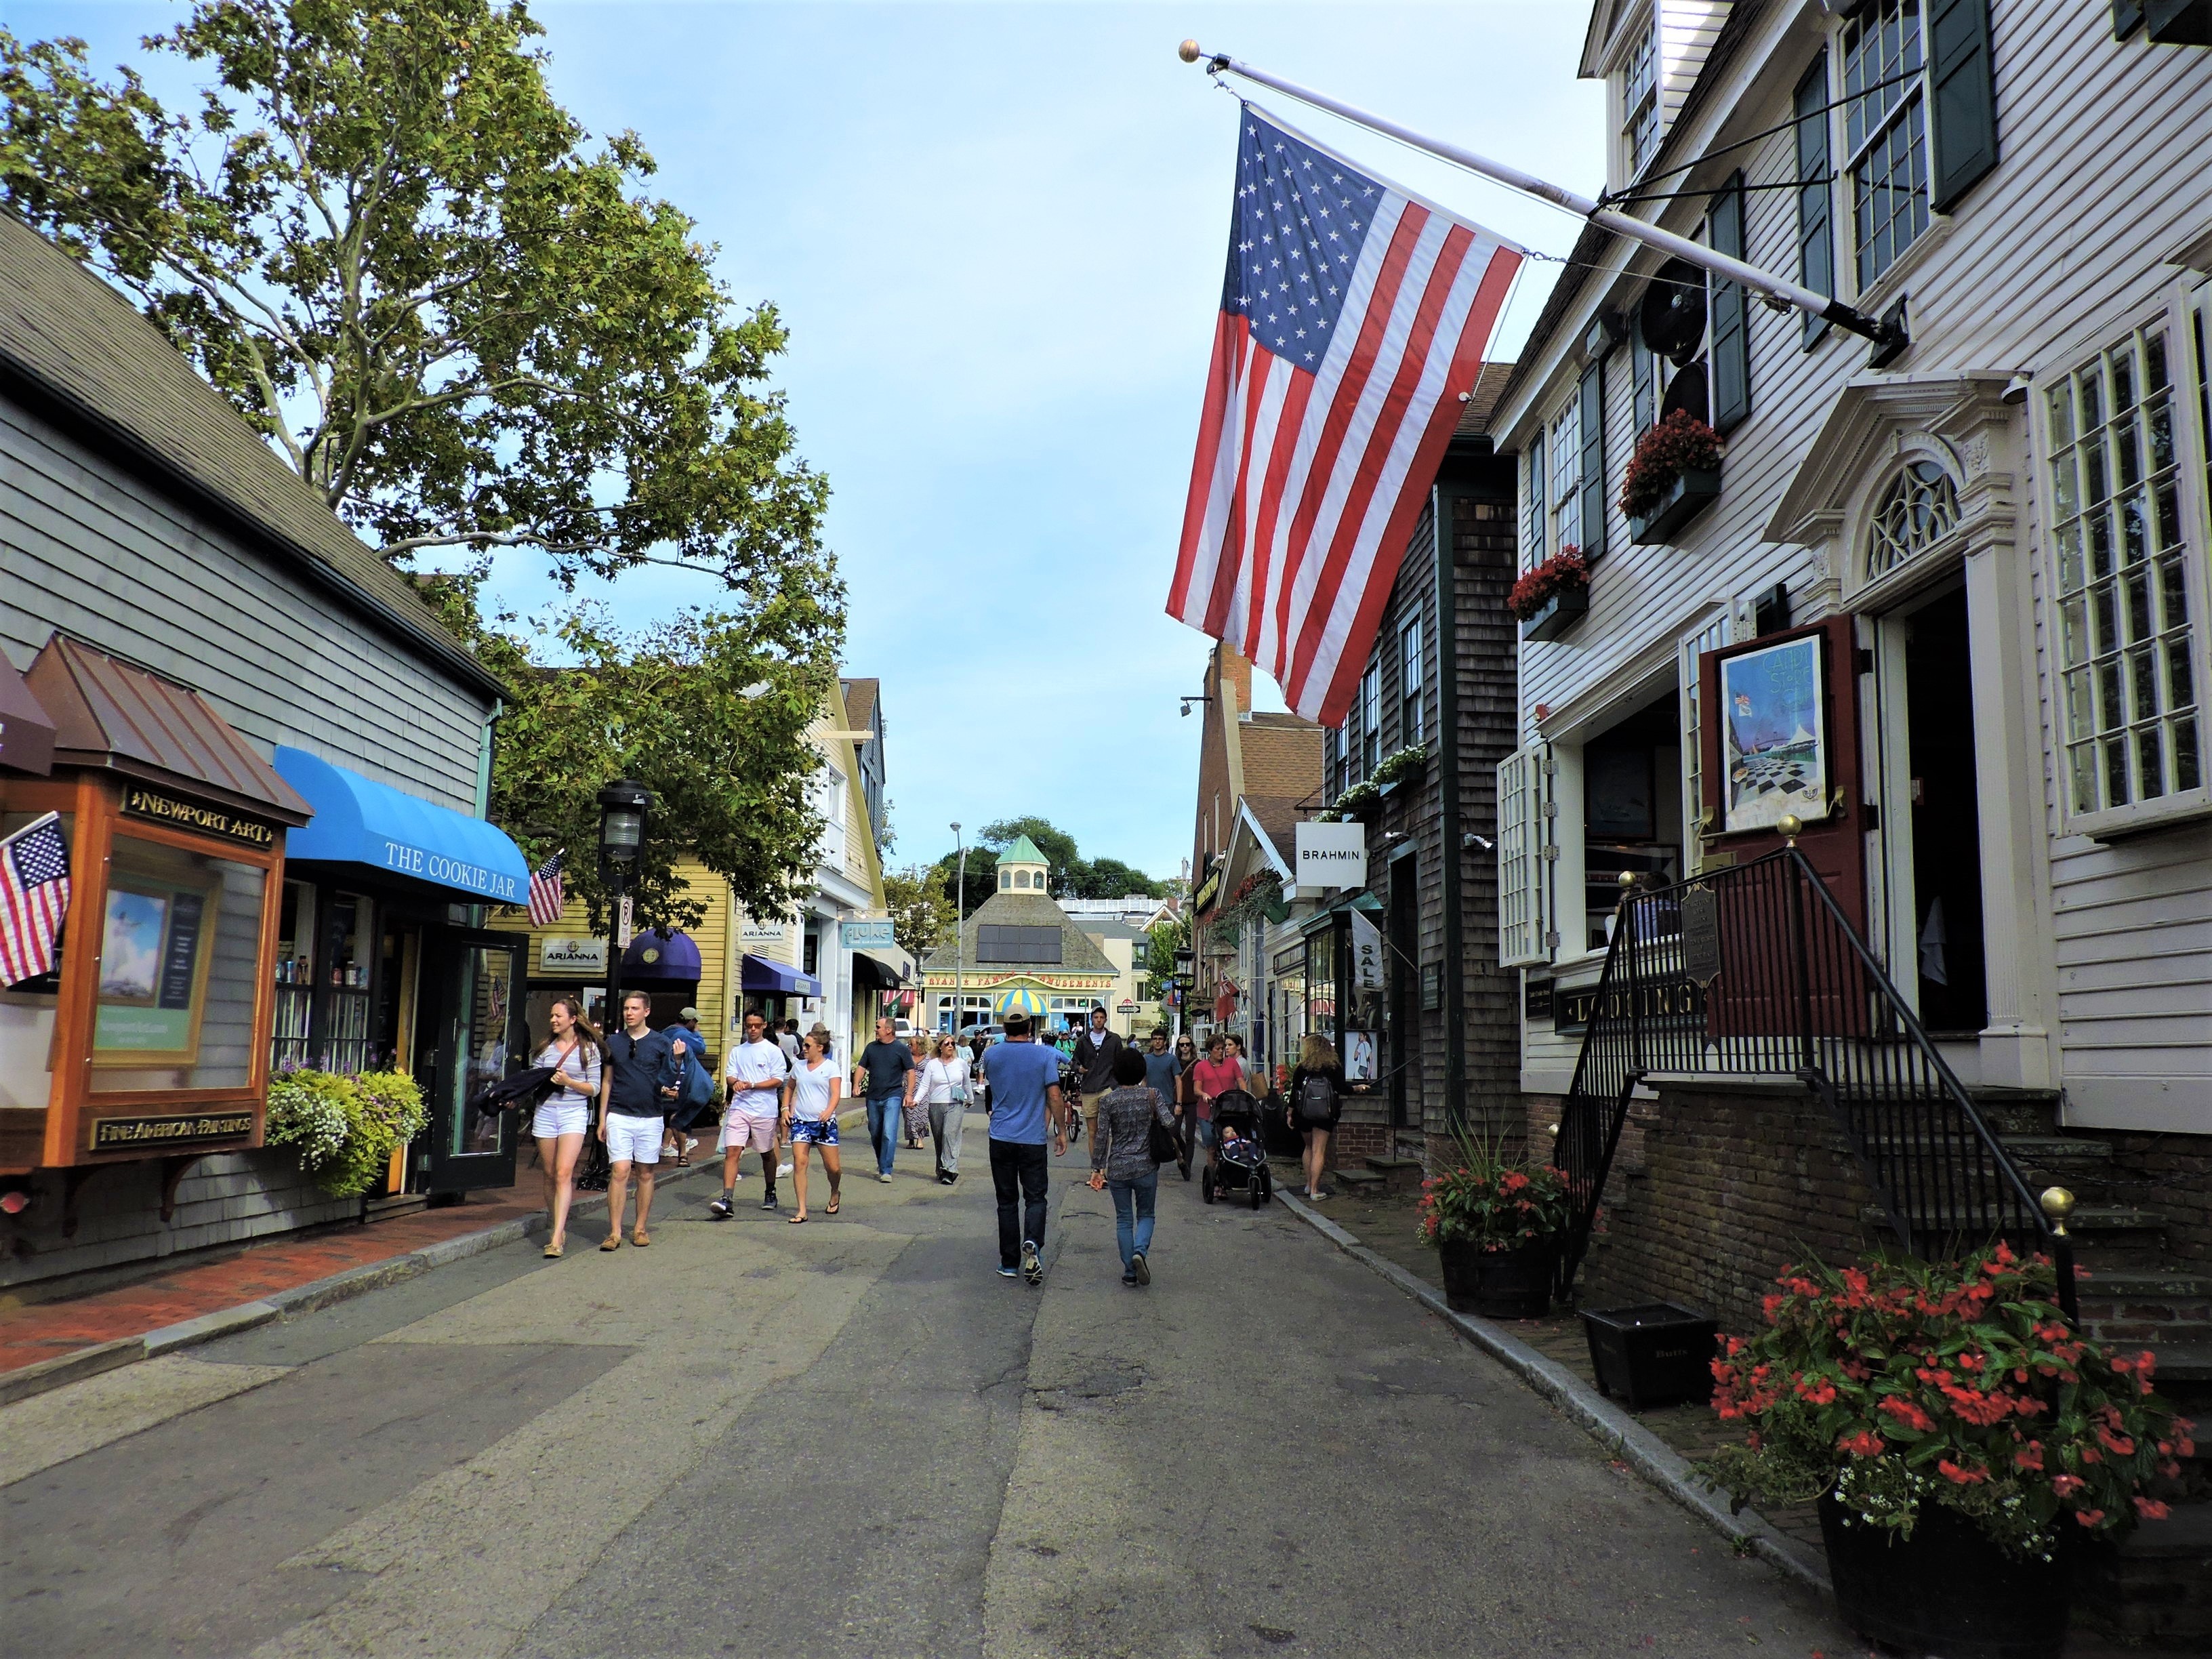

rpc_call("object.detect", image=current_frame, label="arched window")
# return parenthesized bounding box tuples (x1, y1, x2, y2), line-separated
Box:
(1864, 458, 1960, 579)
(1015, 869, 1031, 889)
(998, 869, 1010, 890)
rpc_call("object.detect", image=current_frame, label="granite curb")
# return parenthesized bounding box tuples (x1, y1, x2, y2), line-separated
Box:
(1274, 1188, 1832, 1599)
(0, 1155, 727, 1408)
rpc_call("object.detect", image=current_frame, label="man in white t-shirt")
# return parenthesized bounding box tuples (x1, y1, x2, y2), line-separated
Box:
(713, 1010, 791, 1216)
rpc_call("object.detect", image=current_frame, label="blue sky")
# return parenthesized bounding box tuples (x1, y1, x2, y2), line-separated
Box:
(22, 2, 1602, 882)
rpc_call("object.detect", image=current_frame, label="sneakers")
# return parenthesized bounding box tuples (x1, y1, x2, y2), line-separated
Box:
(1131, 1250, 1150, 1285)
(760, 1191, 778, 1210)
(996, 1265, 1021, 1279)
(1121, 1272, 1139, 1286)
(1021, 1239, 1043, 1286)
(876, 1172, 894, 1184)
(777, 1161, 794, 1176)
(709, 1193, 733, 1220)
(939, 1172, 957, 1186)
(683, 1136, 699, 1156)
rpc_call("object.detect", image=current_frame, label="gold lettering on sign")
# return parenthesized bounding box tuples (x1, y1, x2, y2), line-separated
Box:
(89, 1112, 256, 1150)
(120, 786, 276, 848)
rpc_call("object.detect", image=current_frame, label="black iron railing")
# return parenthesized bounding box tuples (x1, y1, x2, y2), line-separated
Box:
(1552, 846, 2075, 1317)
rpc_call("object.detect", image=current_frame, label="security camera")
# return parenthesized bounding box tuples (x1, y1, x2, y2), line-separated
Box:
(1462, 833, 1494, 853)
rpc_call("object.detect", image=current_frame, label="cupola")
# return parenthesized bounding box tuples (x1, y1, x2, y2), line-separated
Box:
(996, 834, 1050, 893)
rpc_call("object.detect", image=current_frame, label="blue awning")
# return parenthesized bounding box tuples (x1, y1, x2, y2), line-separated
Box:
(624, 929, 701, 981)
(273, 746, 530, 904)
(741, 953, 820, 996)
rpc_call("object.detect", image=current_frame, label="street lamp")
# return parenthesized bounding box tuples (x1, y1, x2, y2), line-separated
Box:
(951, 822, 967, 1038)
(597, 779, 651, 1030)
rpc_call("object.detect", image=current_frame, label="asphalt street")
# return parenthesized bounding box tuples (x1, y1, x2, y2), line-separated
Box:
(2, 1111, 1858, 1658)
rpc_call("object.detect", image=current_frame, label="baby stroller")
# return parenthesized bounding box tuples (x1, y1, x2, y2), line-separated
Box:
(1202, 1087, 1273, 1208)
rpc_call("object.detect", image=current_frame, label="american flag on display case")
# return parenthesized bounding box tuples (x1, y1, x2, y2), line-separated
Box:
(1166, 104, 1522, 725)
(1, 811, 70, 987)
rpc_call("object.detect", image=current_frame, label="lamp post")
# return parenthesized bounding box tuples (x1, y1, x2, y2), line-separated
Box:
(1172, 945, 1195, 1039)
(951, 821, 966, 1038)
(597, 779, 651, 1030)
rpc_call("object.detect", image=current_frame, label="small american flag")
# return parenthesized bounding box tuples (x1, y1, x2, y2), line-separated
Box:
(1, 812, 70, 987)
(527, 850, 567, 928)
(1167, 104, 1522, 724)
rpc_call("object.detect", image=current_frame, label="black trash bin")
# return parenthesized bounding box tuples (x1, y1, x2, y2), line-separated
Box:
(1580, 1303, 1719, 1410)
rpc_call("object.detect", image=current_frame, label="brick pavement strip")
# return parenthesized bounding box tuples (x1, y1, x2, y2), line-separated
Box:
(0, 1153, 729, 1408)
(1271, 1179, 1833, 1597)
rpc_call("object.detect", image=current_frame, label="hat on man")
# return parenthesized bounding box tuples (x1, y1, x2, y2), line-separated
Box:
(679, 1006, 700, 1021)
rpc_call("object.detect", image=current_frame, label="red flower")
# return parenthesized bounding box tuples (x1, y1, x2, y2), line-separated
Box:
(1837, 1430, 1884, 1458)
(1878, 1397, 1937, 1433)
(2013, 1443, 2044, 1473)
(1937, 1458, 1989, 1485)
(2050, 1475, 2086, 1499)
(1794, 1376, 1838, 1407)
(2074, 1509, 2107, 1528)
(2133, 1498, 2171, 1521)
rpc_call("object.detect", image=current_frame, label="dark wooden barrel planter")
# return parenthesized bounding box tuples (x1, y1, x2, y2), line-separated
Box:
(1437, 1237, 1558, 1319)
(1818, 1493, 2070, 1659)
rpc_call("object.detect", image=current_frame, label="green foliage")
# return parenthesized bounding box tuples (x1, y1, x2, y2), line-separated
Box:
(981, 817, 1078, 876)
(265, 1066, 426, 1197)
(1698, 1246, 2192, 1559)
(1415, 1124, 1572, 1252)
(1141, 910, 1189, 999)
(0, 1, 828, 591)
(932, 845, 998, 917)
(959, 817, 1167, 902)
(882, 864, 956, 964)
(434, 580, 838, 932)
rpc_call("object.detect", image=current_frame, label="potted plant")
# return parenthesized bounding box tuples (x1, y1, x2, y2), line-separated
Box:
(266, 1065, 428, 1198)
(1507, 548, 1591, 642)
(1370, 743, 1429, 797)
(1700, 1244, 2192, 1659)
(1620, 409, 1723, 543)
(1416, 1127, 1573, 1318)
(1330, 776, 1382, 821)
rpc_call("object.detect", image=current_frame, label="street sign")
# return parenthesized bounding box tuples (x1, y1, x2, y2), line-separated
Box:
(1118, 998, 1137, 1012)
(840, 918, 896, 950)
(1296, 821, 1367, 888)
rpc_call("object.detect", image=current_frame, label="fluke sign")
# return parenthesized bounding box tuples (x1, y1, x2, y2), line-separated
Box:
(1294, 821, 1367, 888)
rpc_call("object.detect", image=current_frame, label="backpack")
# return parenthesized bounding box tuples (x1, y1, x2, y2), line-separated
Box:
(1296, 1071, 1337, 1127)
(682, 1042, 716, 1110)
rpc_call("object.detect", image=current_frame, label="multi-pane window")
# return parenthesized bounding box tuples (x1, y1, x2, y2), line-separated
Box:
(1864, 459, 1960, 580)
(1550, 402, 1582, 554)
(1622, 14, 1662, 177)
(2046, 323, 2203, 817)
(1324, 724, 1346, 802)
(1359, 664, 1382, 776)
(1678, 614, 1729, 868)
(1399, 617, 1425, 747)
(1843, 0, 1929, 290)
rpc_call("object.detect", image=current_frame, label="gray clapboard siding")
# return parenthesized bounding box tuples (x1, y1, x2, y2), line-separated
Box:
(1, 395, 487, 810)
(1504, 3, 2212, 1126)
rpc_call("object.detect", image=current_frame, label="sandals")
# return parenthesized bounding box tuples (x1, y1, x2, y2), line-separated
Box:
(599, 1235, 621, 1252)
(825, 1197, 841, 1215)
(632, 1227, 651, 1247)
(544, 1242, 565, 1259)
(787, 1212, 807, 1225)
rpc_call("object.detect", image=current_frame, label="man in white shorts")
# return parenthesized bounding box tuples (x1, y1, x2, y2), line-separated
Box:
(713, 1010, 790, 1216)
(598, 989, 682, 1248)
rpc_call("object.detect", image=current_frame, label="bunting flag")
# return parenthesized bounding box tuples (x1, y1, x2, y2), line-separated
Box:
(1166, 104, 1522, 724)
(0, 811, 70, 987)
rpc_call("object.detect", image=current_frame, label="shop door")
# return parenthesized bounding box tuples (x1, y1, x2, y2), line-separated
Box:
(421, 928, 525, 1193)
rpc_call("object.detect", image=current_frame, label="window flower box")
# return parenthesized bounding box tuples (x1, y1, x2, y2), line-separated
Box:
(1519, 585, 1589, 642)
(1628, 467, 1722, 544)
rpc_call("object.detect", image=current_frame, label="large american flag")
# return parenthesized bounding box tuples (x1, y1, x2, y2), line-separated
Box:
(1, 812, 70, 987)
(1167, 105, 1522, 724)
(527, 850, 567, 928)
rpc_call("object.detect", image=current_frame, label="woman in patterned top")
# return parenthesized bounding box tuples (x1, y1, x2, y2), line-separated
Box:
(532, 996, 602, 1258)
(1086, 1046, 1176, 1286)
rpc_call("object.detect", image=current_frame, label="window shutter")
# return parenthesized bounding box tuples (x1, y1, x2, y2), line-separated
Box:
(1708, 173, 1751, 434)
(1929, 0, 1998, 212)
(1523, 431, 1546, 566)
(1631, 324, 1657, 436)
(1496, 747, 1551, 968)
(1793, 56, 1834, 348)
(1577, 359, 1605, 560)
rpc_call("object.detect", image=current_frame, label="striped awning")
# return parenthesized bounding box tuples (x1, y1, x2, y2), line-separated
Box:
(993, 987, 1047, 1017)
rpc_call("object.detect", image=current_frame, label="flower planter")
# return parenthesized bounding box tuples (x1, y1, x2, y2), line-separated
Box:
(1517, 586, 1589, 643)
(1437, 1237, 1557, 1318)
(1818, 1493, 2070, 1659)
(1627, 467, 1721, 544)
(1581, 1302, 1719, 1410)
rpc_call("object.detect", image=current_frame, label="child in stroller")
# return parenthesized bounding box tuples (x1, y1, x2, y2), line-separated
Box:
(1202, 1087, 1273, 1208)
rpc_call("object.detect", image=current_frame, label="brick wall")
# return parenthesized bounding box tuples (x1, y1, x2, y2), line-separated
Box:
(1577, 1081, 1885, 1334)
(0, 1150, 354, 1288)
(2078, 1130, 2212, 1273)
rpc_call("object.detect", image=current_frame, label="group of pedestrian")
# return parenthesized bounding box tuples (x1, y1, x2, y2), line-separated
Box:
(529, 988, 694, 1257)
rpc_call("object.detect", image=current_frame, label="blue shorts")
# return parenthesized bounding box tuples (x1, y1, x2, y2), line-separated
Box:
(792, 1117, 840, 1146)
(1195, 1118, 1217, 1148)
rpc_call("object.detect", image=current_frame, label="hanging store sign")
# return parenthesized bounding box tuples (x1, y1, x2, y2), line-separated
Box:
(89, 1111, 255, 1151)
(539, 936, 607, 974)
(1294, 821, 1367, 888)
(840, 918, 896, 951)
(120, 784, 276, 848)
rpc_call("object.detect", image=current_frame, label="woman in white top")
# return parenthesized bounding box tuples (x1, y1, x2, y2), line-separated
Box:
(531, 997, 602, 1258)
(783, 1028, 844, 1223)
(920, 1035, 973, 1187)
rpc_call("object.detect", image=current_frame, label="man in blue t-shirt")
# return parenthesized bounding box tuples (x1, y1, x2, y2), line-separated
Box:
(985, 1013, 1065, 1285)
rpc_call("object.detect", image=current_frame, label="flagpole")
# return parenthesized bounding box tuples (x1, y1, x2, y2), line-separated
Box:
(1179, 41, 1906, 354)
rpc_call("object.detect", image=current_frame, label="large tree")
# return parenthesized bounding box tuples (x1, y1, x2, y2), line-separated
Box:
(882, 864, 956, 966)
(0, 1, 827, 589)
(430, 577, 837, 934)
(972, 817, 1167, 901)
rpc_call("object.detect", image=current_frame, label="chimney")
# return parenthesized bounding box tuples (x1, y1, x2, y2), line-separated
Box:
(1212, 643, 1252, 715)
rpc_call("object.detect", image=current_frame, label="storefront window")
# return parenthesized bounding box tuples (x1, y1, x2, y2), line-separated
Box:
(451, 943, 514, 1155)
(322, 890, 375, 1074)
(1304, 926, 1337, 1042)
(272, 880, 314, 1072)
(0, 811, 71, 1111)
(90, 831, 268, 1094)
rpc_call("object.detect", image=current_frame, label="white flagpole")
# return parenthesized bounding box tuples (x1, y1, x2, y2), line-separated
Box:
(1180, 41, 1906, 353)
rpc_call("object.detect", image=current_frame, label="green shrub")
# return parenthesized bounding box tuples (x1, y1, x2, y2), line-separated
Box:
(264, 1067, 426, 1198)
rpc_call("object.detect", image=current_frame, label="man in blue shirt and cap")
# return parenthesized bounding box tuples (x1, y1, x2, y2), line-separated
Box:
(985, 1013, 1066, 1284)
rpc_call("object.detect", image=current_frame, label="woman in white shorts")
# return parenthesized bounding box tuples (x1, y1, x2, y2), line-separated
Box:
(531, 997, 602, 1258)
(785, 1029, 843, 1224)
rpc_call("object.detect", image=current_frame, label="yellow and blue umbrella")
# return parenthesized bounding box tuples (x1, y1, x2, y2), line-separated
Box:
(994, 987, 1047, 1018)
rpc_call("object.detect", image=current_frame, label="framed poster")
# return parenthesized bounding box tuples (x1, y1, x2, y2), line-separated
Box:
(92, 872, 218, 1065)
(1719, 634, 1828, 834)
(1343, 1029, 1378, 1082)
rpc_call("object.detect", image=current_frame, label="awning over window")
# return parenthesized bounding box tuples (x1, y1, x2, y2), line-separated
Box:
(273, 745, 529, 902)
(0, 653, 56, 776)
(850, 945, 914, 990)
(741, 953, 820, 997)
(623, 929, 701, 981)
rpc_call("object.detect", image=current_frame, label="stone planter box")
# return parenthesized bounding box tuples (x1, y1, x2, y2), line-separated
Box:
(1517, 586, 1589, 643)
(1627, 467, 1721, 544)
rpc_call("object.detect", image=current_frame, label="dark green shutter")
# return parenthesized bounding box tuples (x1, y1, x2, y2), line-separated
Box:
(1708, 172, 1750, 434)
(1524, 430, 1546, 563)
(1929, 0, 1998, 211)
(1631, 324, 1657, 434)
(1578, 359, 1605, 560)
(1793, 55, 1833, 348)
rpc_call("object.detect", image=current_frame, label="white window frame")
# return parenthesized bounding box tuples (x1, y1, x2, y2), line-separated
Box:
(1497, 744, 1553, 968)
(1523, 428, 1547, 571)
(1621, 7, 1662, 179)
(1550, 400, 1583, 555)
(1678, 611, 1729, 871)
(2037, 289, 2212, 838)
(1399, 615, 1425, 748)
(1837, 0, 1931, 293)
(813, 762, 848, 865)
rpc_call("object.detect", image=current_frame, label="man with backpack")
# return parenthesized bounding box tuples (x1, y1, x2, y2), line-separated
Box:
(714, 1009, 790, 1214)
(660, 1006, 714, 1164)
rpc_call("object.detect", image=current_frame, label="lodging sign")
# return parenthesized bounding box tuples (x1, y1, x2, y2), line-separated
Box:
(1295, 821, 1368, 888)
